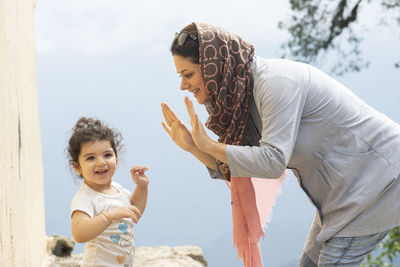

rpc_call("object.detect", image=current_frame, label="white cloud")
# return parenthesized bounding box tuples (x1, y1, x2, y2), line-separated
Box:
(35, 0, 289, 55)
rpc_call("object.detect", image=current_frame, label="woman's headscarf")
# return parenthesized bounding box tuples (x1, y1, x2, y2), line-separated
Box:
(194, 23, 287, 267)
(196, 22, 255, 180)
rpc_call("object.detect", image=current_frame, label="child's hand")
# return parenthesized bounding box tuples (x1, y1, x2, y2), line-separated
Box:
(108, 205, 142, 223)
(130, 166, 149, 188)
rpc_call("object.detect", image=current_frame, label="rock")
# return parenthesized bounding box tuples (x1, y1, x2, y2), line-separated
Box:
(46, 235, 75, 257)
(173, 246, 208, 267)
(133, 246, 208, 267)
(42, 254, 83, 267)
(43, 236, 208, 267)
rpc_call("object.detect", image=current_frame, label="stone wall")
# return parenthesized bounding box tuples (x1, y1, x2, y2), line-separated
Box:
(0, 0, 47, 266)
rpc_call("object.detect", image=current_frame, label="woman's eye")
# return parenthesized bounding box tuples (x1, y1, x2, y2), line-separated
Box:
(185, 73, 193, 78)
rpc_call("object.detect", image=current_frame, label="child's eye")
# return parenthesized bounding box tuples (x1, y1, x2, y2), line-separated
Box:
(105, 153, 113, 158)
(86, 156, 95, 161)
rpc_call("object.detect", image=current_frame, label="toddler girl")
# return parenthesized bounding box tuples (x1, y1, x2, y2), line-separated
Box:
(68, 117, 149, 266)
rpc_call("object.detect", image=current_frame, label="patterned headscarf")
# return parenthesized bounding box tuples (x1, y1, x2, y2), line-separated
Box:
(195, 22, 255, 180)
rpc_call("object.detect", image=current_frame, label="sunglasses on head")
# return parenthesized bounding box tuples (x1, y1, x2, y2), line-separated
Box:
(174, 31, 198, 47)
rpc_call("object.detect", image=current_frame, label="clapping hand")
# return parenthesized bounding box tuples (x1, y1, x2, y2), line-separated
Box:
(184, 96, 212, 152)
(130, 166, 149, 188)
(161, 97, 213, 153)
(161, 97, 228, 166)
(161, 102, 196, 152)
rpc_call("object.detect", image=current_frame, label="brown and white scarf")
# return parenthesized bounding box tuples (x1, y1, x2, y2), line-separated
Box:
(195, 22, 255, 180)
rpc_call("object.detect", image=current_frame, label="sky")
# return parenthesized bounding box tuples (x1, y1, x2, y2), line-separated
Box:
(34, 1, 400, 267)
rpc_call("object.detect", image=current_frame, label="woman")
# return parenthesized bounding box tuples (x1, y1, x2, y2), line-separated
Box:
(161, 22, 400, 266)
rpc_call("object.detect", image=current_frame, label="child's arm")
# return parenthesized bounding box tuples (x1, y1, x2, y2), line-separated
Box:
(130, 166, 149, 215)
(71, 205, 141, 243)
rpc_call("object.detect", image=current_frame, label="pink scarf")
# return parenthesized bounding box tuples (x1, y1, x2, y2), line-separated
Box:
(228, 173, 287, 267)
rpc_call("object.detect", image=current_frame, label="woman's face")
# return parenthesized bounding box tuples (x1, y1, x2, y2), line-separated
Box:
(173, 55, 209, 104)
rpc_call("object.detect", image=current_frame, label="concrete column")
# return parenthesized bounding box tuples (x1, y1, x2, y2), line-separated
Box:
(0, 0, 46, 266)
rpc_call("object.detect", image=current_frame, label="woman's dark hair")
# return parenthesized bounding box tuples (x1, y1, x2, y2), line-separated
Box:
(67, 117, 122, 167)
(170, 23, 199, 64)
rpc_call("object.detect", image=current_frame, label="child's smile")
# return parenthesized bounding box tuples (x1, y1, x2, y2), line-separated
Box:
(95, 169, 109, 176)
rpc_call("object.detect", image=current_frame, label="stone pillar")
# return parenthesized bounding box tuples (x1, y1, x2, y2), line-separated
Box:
(0, 0, 46, 266)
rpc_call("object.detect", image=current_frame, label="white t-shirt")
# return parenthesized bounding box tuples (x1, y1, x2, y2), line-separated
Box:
(70, 181, 135, 267)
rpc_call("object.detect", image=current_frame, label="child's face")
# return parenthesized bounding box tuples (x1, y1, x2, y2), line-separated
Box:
(73, 139, 117, 191)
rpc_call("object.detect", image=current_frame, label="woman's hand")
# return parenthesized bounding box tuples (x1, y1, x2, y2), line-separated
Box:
(184, 96, 213, 152)
(130, 166, 149, 188)
(161, 98, 228, 164)
(161, 102, 197, 152)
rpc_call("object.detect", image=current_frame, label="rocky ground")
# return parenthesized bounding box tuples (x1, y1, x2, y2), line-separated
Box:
(43, 235, 208, 267)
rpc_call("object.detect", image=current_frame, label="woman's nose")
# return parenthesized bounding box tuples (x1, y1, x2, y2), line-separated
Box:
(180, 79, 188, 91)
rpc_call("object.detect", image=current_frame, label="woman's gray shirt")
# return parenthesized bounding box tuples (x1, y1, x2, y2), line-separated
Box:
(209, 56, 400, 247)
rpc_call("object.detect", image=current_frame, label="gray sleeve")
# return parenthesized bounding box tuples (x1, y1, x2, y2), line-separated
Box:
(227, 76, 306, 178)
